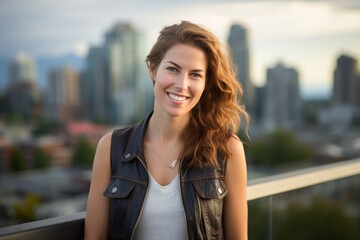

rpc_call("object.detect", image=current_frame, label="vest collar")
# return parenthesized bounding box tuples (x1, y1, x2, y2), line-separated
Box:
(121, 111, 153, 163)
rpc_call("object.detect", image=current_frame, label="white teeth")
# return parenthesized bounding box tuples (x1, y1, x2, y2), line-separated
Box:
(168, 93, 186, 101)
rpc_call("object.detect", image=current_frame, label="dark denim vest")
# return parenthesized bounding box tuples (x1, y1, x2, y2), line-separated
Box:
(103, 113, 228, 240)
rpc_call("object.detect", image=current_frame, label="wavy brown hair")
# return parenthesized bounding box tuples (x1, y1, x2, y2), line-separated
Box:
(146, 21, 249, 167)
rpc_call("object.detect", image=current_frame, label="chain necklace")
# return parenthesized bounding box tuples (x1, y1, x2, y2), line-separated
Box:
(151, 147, 180, 169)
(157, 156, 179, 169)
(167, 159, 178, 169)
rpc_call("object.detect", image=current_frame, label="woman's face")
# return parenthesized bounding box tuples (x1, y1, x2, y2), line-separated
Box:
(151, 43, 207, 118)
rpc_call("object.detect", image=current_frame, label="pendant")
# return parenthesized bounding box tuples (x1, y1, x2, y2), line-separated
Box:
(168, 159, 178, 169)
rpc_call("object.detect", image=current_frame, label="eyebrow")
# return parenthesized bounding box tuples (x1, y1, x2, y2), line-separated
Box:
(167, 61, 205, 72)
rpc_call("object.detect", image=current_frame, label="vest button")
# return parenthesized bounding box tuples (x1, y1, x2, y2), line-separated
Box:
(217, 187, 223, 195)
(125, 153, 131, 158)
(111, 187, 118, 193)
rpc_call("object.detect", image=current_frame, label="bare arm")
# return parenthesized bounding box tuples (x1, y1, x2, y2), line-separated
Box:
(223, 136, 248, 240)
(84, 132, 112, 240)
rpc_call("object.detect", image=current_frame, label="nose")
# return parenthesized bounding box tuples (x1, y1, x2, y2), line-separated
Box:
(174, 73, 188, 91)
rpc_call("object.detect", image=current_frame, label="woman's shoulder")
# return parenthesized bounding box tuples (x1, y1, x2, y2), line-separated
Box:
(96, 131, 113, 150)
(97, 122, 142, 152)
(228, 134, 243, 148)
(99, 123, 138, 146)
(227, 135, 246, 163)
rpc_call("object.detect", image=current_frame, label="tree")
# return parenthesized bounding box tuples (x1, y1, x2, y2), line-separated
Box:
(71, 137, 96, 168)
(33, 147, 50, 169)
(274, 197, 360, 240)
(248, 200, 269, 240)
(249, 197, 360, 240)
(246, 129, 312, 167)
(13, 194, 40, 223)
(32, 120, 62, 136)
(10, 147, 27, 172)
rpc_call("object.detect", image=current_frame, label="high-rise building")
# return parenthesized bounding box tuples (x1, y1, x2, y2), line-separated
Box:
(227, 24, 255, 114)
(103, 22, 140, 124)
(263, 62, 301, 130)
(84, 46, 106, 121)
(5, 81, 42, 119)
(46, 64, 80, 122)
(82, 22, 151, 125)
(332, 54, 360, 107)
(319, 54, 360, 127)
(8, 53, 37, 85)
(5, 53, 42, 119)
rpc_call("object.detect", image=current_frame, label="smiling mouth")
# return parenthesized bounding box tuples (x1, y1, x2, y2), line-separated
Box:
(168, 93, 188, 101)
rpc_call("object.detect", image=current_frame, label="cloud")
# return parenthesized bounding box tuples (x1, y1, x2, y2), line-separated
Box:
(1, 0, 359, 57)
(0, 0, 359, 94)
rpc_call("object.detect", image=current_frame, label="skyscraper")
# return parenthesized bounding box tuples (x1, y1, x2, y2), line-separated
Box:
(263, 62, 301, 130)
(227, 23, 255, 114)
(6, 53, 41, 118)
(8, 53, 37, 84)
(318, 54, 360, 127)
(46, 64, 80, 122)
(332, 54, 360, 107)
(82, 22, 151, 125)
(103, 22, 140, 124)
(84, 46, 106, 121)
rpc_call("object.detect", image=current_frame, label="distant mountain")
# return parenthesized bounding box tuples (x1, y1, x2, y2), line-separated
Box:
(0, 54, 85, 92)
(37, 53, 85, 90)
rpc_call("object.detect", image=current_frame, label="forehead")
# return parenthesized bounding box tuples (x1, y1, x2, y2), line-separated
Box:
(162, 44, 208, 69)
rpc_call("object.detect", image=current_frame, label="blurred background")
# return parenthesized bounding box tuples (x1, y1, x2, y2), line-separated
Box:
(0, 0, 359, 239)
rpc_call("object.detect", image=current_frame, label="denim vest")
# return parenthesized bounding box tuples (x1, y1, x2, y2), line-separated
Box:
(103, 113, 228, 239)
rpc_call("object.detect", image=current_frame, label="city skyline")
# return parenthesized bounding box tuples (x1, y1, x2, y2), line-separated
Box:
(1, 0, 360, 99)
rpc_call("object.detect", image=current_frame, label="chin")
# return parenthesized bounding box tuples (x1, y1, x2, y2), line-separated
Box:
(165, 108, 190, 118)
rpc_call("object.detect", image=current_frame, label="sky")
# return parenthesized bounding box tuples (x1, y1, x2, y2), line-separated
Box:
(0, 0, 360, 98)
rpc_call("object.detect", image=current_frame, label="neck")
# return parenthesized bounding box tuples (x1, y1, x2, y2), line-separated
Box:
(146, 110, 189, 144)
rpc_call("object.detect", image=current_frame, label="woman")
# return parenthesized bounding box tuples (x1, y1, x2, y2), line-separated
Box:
(85, 21, 249, 240)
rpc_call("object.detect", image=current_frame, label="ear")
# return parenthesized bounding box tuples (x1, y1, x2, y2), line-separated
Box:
(149, 66, 156, 82)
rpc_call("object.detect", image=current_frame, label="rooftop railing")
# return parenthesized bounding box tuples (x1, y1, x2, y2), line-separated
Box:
(1, 158, 359, 240)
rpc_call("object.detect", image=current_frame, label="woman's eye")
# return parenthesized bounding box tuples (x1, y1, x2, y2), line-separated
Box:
(191, 73, 202, 79)
(166, 67, 178, 73)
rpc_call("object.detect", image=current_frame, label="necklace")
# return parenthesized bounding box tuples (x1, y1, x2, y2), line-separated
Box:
(151, 148, 179, 169)
(168, 159, 178, 169)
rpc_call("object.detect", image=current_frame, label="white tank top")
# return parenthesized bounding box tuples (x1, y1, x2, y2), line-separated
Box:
(133, 174, 187, 240)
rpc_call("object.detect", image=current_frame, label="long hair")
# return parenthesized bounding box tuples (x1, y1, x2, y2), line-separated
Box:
(146, 21, 249, 167)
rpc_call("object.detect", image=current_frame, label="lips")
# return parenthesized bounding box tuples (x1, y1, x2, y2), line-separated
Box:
(168, 92, 188, 101)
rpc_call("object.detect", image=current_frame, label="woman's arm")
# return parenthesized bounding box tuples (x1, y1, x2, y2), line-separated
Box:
(223, 136, 248, 240)
(84, 132, 112, 240)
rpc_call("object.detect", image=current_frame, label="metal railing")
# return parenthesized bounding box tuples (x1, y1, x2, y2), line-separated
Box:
(247, 158, 360, 200)
(1, 158, 359, 240)
(0, 211, 85, 240)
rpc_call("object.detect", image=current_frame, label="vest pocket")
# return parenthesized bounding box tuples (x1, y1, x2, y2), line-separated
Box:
(103, 178, 136, 198)
(103, 178, 138, 239)
(192, 178, 228, 200)
(192, 178, 228, 239)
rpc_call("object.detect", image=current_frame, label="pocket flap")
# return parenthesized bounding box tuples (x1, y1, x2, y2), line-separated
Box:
(103, 178, 135, 198)
(192, 178, 228, 200)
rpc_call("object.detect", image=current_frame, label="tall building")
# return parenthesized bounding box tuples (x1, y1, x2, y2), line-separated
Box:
(5, 53, 42, 118)
(227, 23, 255, 114)
(5, 81, 42, 119)
(319, 54, 360, 127)
(82, 22, 151, 125)
(84, 46, 106, 121)
(46, 64, 80, 122)
(263, 62, 301, 130)
(332, 54, 360, 107)
(103, 22, 140, 124)
(8, 53, 37, 85)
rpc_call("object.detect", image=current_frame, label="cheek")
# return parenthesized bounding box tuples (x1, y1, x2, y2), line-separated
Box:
(195, 81, 206, 97)
(154, 71, 168, 84)
(153, 75, 167, 96)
